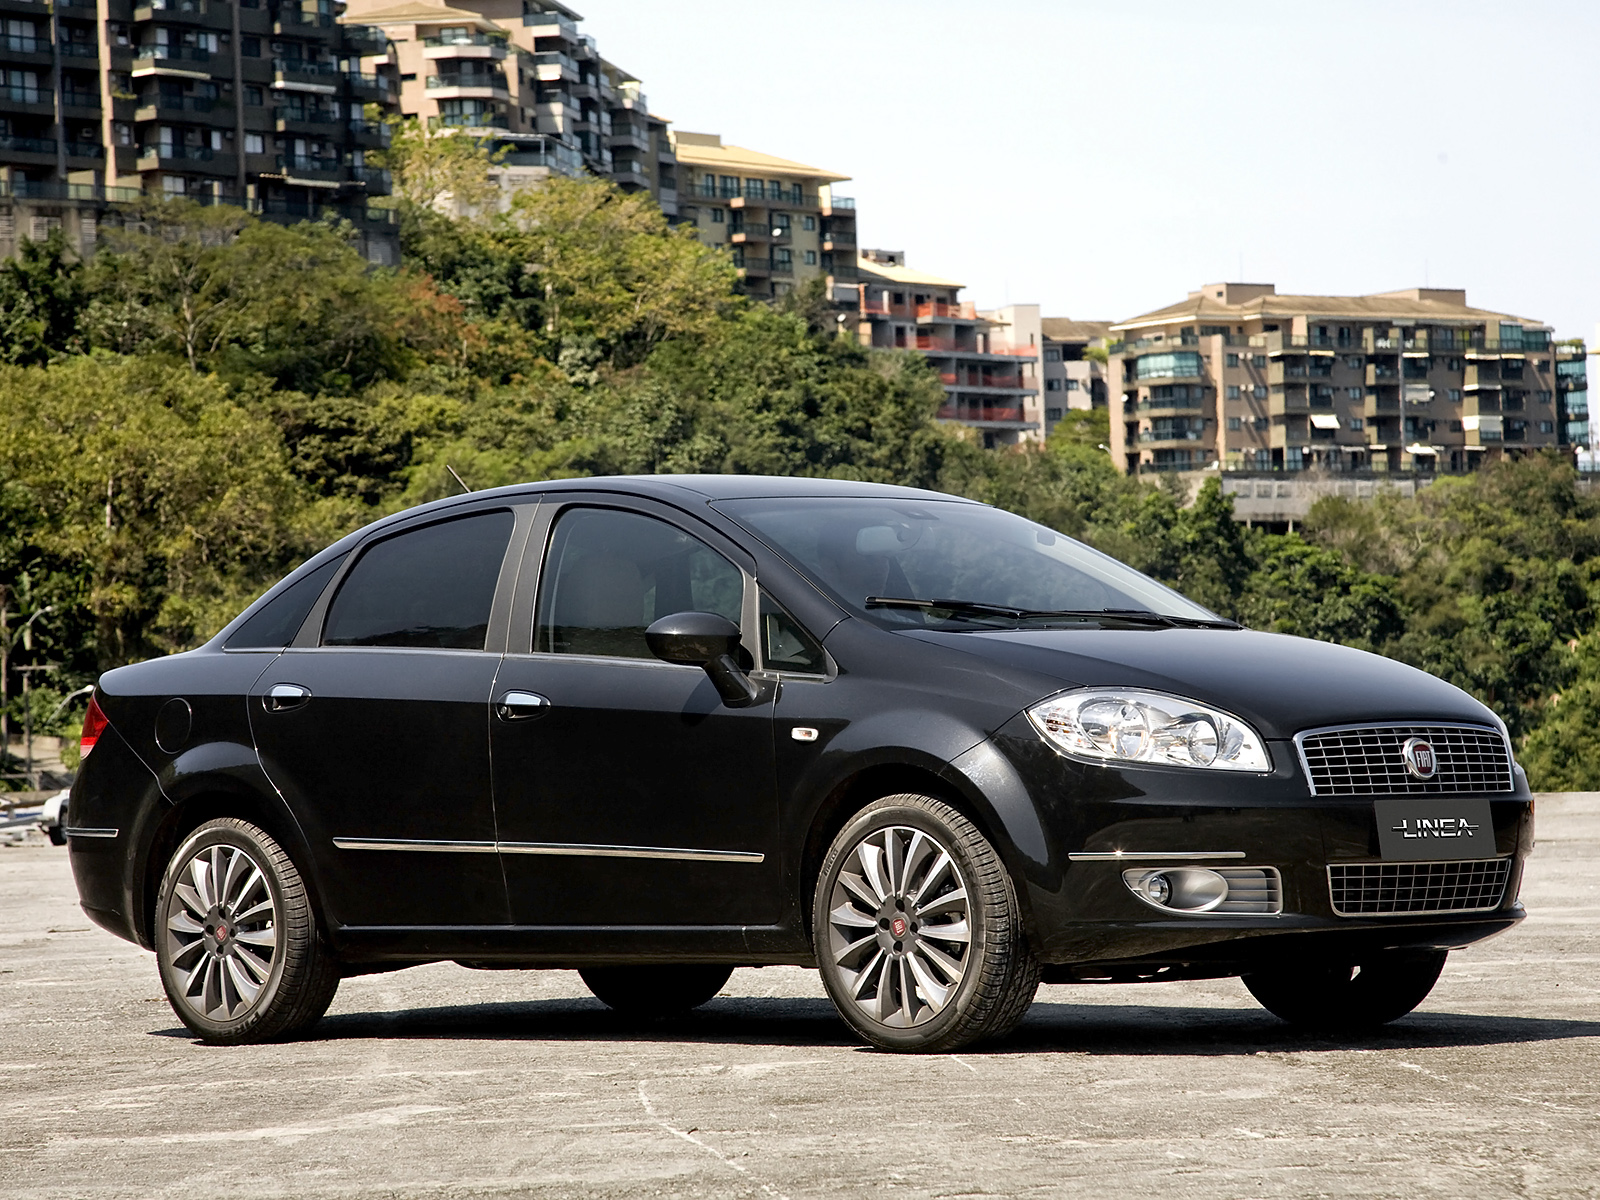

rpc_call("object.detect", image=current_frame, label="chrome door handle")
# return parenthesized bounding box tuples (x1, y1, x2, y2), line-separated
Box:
(264, 683, 310, 713)
(496, 690, 550, 721)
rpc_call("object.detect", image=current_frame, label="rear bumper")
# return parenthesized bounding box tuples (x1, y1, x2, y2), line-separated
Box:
(68, 722, 165, 948)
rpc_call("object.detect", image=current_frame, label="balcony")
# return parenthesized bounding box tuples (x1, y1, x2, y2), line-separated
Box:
(436, 111, 508, 129)
(939, 372, 1030, 393)
(64, 140, 104, 158)
(1363, 393, 1400, 418)
(0, 83, 50, 110)
(277, 153, 341, 176)
(273, 9, 333, 33)
(917, 301, 977, 322)
(61, 90, 102, 112)
(60, 39, 100, 58)
(350, 165, 391, 194)
(341, 25, 387, 57)
(134, 0, 226, 26)
(275, 107, 340, 131)
(345, 71, 388, 99)
(422, 33, 508, 60)
(426, 73, 508, 98)
(0, 133, 56, 157)
(523, 8, 577, 38)
(532, 50, 577, 80)
(136, 95, 219, 119)
(728, 225, 769, 244)
(936, 404, 1028, 425)
(606, 127, 648, 153)
(272, 58, 339, 94)
(348, 119, 390, 147)
(1365, 363, 1399, 385)
(1268, 388, 1310, 416)
(0, 178, 141, 201)
(136, 143, 217, 167)
(823, 195, 854, 211)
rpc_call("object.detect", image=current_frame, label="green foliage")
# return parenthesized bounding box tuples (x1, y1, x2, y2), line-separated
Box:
(1, 184, 1595, 795)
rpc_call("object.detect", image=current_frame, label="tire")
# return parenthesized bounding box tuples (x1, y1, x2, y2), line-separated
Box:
(813, 794, 1039, 1052)
(1243, 951, 1447, 1032)
(579, 965, 734, 1016)
(155, 818, 340, 1044)
(47, 826, 67, 846)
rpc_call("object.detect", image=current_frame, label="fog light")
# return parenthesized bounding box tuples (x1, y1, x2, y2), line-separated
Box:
(1139, 872, 1171, 905)
(1123, 867, 1230, 913)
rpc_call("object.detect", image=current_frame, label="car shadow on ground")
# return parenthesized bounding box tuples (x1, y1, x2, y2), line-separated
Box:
(148, 993, 1600, 1055)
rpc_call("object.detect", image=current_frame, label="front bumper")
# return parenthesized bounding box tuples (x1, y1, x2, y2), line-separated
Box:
(978, 729, 1534, 970)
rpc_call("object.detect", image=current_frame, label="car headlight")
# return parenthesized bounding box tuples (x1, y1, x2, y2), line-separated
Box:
(1027, 689, 1271, 772)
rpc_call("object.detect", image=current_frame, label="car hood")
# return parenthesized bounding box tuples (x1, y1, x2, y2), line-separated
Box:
(896, 626, 1500, 740)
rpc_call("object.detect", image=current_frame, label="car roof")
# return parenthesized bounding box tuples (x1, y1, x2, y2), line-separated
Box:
(529, 474, 981, 504)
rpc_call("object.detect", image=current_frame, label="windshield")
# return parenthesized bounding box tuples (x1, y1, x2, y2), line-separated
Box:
(715, 497, 1224, 629)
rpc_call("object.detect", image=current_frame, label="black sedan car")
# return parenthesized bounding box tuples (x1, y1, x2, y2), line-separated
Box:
(67, 476, 1532, 1051)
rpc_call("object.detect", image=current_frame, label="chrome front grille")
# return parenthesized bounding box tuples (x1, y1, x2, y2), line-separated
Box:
(1297, 723, 1513, 795)
(1328, 859, 1512, 916)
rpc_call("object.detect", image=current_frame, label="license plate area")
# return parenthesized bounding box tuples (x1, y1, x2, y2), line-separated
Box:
(1375, 798, 1495, 860)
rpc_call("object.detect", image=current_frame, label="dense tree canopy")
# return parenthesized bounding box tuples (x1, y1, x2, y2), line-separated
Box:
(1, 178, 1596, 790)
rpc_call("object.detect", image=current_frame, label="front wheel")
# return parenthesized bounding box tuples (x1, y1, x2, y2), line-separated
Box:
(1243, 951, 1447, 1032)
(155, 818, 340, 1044)
(579, 965, 733, 1016)
(813, 794, 1039, 1053)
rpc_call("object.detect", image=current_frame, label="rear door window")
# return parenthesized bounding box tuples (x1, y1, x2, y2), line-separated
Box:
(323, 510, 514, 650)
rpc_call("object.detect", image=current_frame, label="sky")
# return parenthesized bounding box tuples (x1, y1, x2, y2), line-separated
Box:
(588, 0, 1599, 338)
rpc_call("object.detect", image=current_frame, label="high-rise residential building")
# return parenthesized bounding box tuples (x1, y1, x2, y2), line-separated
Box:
(671, 131, 856, 302)
(0, 0, 399, 262)
(340, 0, 677, 213)
(1557, 338, 1589, 460)
(851, 250, 1039, 447)
(1039, 319, 1111, 430)
(1107, 283, 1565, 476)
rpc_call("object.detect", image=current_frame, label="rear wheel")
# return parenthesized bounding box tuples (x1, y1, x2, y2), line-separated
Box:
(813, 794, 1039, 1052)
(579, 965, 733, 1016)
(1243, 951, 1447, 1031)
(155, 819, 340, 1044)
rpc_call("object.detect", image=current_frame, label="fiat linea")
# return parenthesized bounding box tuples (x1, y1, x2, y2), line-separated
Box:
(65, 476, 1532, 1052)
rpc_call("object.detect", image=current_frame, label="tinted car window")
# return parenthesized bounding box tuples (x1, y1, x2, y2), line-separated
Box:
(718, 497, 1215, 625)
(225, 553, 347, 649)
(536, 507, 743, 659)
(323, 510, 514, 649)
(760, 591, 826, 674)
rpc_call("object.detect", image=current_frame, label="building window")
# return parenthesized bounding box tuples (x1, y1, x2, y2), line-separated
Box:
(1539, 390, 1553, 402)
(802, 215, 815, 231)
(1447, 357, 1463, 371)
(1347, 386, 1361, 399)
(1540, 421, 1555, 434)
(1225, 353, 1239, 367)
(803, 250, 816, 265)
(719, 175, 738, 197)
(700, 174, 716, 196)
(1046, 407, 1063, 421)
(1450, 421, 1463, 432)
(1226, 385, 1240, 399)
(241, 35, 260, 55)
(244, 133, 264, 154)
(709, 208, 724, 223)
(1065, 379, 1078, 391)
(1252, 354, 1267, 368)
(1447, 388, 1461, 401)
(1044, 348, 1061, 362)
(1045, 379, 1062, 392)
(1346, 355, 1363, 369)
(1349, 417, 1364, 431)
(1253, 384, 1267, 399)
(1227, 416, 1242, 431)
(1253, 416, 1268, 430)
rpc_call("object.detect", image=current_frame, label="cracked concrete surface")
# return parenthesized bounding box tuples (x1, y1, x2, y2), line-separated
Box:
(1, 794, 1596, 1199)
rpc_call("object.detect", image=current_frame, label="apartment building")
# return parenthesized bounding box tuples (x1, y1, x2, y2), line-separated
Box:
(671, 131, 855, 302)
(340, 0, 677, 212)
(1107, 283, 1564, 476)
(852, 250, 1039, 446)
(0, 0, 398, 261)
(1040, 318, 1111, 427)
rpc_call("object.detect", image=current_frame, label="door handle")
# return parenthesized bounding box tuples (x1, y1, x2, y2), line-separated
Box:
(496, 690, 550, 721)
(263, 683, 310, 713)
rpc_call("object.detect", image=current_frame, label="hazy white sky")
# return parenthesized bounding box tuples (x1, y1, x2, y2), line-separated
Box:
(590, 0, 1599, 337)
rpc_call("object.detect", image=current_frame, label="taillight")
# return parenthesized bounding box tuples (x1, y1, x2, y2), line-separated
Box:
(80, 694, 108, 758)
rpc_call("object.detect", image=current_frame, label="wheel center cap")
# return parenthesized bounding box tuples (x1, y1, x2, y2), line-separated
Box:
(215, 923, 229, 942)
(890, 916, 907, 939)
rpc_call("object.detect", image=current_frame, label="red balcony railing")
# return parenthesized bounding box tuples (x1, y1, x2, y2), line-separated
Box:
(939, 372, 1027, 389)
(916, 300, 977, 320)
(937, 404, 1027, 423)
(862, 300, 912, 317)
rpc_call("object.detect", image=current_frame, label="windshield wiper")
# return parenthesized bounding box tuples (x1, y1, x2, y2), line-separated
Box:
(863, 597, 1240, 630)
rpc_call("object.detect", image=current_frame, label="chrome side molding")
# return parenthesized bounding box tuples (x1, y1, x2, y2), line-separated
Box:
(333, 837, 764, 864)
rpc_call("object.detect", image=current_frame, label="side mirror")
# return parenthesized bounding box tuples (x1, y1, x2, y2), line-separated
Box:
(645, 612, 760, 706)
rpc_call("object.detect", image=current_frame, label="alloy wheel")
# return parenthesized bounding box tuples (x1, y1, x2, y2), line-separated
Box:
(825, 824, 972, 1028)
(162, 843, 280, 1023)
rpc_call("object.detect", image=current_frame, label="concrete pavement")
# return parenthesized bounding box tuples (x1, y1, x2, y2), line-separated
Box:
(1, 795, 1597, 1199)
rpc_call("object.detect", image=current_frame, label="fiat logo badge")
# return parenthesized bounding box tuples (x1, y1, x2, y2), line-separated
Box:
(890, 917, 907, 938)
(1401, 737, 1438, 780)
